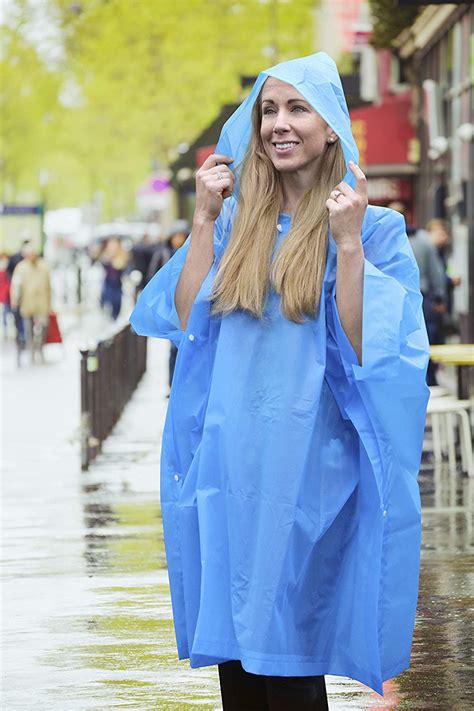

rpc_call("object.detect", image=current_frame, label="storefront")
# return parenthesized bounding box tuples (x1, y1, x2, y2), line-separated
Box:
(349, 90, 418, 223)
(395, 3, 473, 341)
(170, 104, 239, 223)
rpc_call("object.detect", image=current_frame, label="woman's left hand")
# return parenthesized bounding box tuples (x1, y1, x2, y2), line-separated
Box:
(326, 161, 368, 248)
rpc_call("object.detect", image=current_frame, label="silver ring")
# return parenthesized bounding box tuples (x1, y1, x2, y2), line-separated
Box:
(331, 189, 342, 201)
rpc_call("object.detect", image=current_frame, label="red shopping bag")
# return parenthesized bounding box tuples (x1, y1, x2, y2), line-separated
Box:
(46, 312, 62, 344)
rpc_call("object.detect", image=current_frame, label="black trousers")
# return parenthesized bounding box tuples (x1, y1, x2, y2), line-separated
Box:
(218, 660, 329, 711)
(169, 343, 178, 387)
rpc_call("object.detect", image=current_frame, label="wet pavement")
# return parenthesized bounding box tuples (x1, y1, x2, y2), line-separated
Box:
(1, 318, 473, 709)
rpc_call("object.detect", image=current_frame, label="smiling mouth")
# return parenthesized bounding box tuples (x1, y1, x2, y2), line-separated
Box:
(272, 141, 299, 153)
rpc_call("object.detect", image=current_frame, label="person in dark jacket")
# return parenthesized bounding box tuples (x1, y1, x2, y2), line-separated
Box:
(388, 204, 447, 385)
(7, 239, 30, 349)
(148, 221, 189, 388)
(147, 220, 189, 283)
(100, 237, 129, 320)
(131, 233, 158, 295)
(409, 229, 447, 385)
(426, 218, 461, 327)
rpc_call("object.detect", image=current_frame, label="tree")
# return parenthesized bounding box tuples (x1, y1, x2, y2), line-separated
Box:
(368, 0, 420, 49)
(3, 0, 319, 213)
(0, 24, 62, 201)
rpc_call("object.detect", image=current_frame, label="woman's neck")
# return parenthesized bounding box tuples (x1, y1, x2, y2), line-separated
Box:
(280, 163, 319, 214)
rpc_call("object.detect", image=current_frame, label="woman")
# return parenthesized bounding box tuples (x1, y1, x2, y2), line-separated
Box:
(100, 237, 129, 320)
(131, 53, 429, 709)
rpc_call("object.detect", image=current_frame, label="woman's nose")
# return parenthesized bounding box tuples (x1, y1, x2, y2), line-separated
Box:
(273, 123, 290, 134)
(272, 113, 291, 133)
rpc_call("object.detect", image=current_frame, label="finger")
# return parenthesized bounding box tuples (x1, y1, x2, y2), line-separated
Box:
(208, 177, 232, 188)
(201, 154, 233, 170)
(205, 173, 232, 186)
(326, 198, 342, 211)
(328, 189, 349, 205)
(348, 161, 367, 196)
(209, 165, 234, 178)
(335, 181, 354, 197)
(329, 190, 344, 202)
(208, 177, 232, 192)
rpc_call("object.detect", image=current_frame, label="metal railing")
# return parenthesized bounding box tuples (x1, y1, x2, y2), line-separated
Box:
(80, 324, 147, 470)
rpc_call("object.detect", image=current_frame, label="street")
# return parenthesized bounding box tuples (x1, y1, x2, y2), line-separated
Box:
(1, 320, 473, 709)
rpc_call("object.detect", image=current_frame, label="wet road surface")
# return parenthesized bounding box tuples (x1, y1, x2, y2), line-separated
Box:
(1, 328, 473, 709)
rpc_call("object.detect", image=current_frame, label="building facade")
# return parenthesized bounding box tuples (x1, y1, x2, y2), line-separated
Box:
(395, 4, 474, 342)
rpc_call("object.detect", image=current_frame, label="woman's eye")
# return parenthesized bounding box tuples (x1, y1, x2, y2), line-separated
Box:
(262, 105, 307, 116)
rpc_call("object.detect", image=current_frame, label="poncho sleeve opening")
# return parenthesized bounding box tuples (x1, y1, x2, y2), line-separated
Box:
(129, 201, 234, 347)
(326, 209, 430, 505)
(329, 210, 427, 383)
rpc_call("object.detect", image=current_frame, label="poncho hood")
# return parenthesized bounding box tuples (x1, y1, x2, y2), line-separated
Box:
(216, 52, 359, 190)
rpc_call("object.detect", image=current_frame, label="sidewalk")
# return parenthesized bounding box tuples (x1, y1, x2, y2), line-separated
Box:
(1, 319, 221, 709)
(2, 310, 473, 709)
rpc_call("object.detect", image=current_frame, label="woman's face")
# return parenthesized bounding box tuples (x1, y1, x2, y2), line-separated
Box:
(260, 77, 336, 176)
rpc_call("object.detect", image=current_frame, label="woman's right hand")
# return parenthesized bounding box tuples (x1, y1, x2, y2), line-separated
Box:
(194, 154, 234, 222)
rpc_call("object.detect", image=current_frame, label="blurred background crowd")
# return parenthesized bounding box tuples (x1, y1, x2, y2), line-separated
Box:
(0, 0, 473, 380)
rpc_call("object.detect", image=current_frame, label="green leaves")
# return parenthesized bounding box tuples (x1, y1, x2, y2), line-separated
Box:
(3, 0, 316, 213)
(368, 0, 420, 49)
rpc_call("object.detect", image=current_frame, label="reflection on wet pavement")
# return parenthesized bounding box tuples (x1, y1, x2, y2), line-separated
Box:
(2, 337, 473, 709)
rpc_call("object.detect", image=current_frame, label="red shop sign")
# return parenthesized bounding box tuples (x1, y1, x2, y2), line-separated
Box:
(196, 145, 216, 168)
(350, 92, 416, 166)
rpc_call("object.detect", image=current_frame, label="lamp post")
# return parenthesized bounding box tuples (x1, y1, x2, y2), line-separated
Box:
(38, 169, 49, 256)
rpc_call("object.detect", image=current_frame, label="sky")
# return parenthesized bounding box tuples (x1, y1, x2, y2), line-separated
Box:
(2, 0, 64, 67)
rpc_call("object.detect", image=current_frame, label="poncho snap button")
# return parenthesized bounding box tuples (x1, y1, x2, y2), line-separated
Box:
(174, 473, 180, 481)
(188, 334, 195, 341)
(383, 509, 388, 517)
(276, 224, 282, 232)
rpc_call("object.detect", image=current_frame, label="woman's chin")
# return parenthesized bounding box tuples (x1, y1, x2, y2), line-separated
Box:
(271, 158, 299, 173)
(272, 160, 310, 176)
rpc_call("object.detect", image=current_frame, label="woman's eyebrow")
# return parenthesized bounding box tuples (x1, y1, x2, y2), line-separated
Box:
(261, 98, 310, 104)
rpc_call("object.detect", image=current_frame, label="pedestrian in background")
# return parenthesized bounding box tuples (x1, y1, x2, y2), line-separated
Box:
(387, 200, 416, 236)
(0, 252, 12, 338)
(388, 203, 447, 384)
(410, 226, 447, 385)
(7, 238, 30, 351)
(131, 232, 156, 297)
(7, 237, 31, 278)
(10, 244, 51, 365)
(147, 220, 189, 389)
(132, 53, 429, 709)
(147, 220, 189, 283)
(426, 218, 461, 332)
(99, 237, 129, 321)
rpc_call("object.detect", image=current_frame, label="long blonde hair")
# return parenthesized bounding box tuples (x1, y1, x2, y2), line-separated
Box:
(211, 96, 346, 323)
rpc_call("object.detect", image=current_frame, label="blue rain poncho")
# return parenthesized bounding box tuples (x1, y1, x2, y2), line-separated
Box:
(130, 53, 429, 696)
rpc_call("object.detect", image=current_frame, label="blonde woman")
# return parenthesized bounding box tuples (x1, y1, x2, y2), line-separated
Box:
(131, 53, 429, 710)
